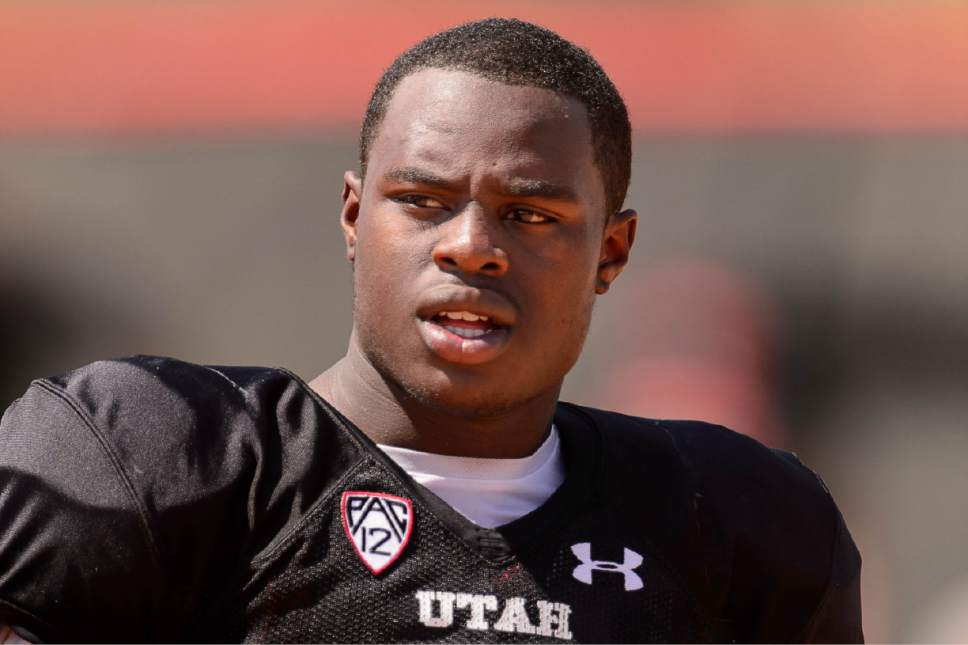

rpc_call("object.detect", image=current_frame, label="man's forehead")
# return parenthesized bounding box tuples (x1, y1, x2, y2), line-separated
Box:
(396, 68, 581, 110)
(381, 70, 588, 141)
(368, 68, 596, 177)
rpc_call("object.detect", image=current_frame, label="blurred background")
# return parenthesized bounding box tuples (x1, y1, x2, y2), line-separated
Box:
(2, 0, 966, 640)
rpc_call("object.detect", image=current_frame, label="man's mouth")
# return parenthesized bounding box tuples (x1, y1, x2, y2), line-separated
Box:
(430, 310, 502, 339)
(417, 308, 513, 366)
(414, 287, 517, 365)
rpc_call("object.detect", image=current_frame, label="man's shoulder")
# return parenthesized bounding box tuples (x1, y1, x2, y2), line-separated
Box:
(5, 355, 360, 513)
(25, 353, 318, 445)
(565, 402, 832, 511)
(42, 353, 289, 418)
(562, 403, 860, 640)
(8, 356, 281, 480)
(0, 355, 365, 640)
(561, 403, 845, 573)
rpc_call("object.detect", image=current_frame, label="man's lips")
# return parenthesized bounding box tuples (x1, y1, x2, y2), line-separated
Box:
(415, 285, 517, 328)
(417, 319, 510, 365)
(415, 286, 516, 365)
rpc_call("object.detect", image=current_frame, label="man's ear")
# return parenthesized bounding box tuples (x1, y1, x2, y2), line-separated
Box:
(341, 170, 363, 263)
(596, 208, 637, 294)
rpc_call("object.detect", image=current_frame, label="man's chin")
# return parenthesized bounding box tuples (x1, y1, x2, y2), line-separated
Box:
(401, 379, 544, 419)
(380, 364, 557, 420)
(356, 334, 564, 419)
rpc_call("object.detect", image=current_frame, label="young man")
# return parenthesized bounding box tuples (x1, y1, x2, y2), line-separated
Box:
(0, 19, 862, 642)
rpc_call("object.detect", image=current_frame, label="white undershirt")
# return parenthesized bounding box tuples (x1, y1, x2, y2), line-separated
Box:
(0, 625, 29, 644)
(378, 425, 566, 529)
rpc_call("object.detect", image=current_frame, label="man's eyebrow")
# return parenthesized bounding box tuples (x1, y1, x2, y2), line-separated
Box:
(382, 167, 578, 202)
(502, 178, 578, 202)
(383, 167, 453, 188)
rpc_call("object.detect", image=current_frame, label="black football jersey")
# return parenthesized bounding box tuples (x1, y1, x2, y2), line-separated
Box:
(0, 356, 862, 643)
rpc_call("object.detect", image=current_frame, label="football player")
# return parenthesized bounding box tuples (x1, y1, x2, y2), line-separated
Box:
(0, 18, 862, 642)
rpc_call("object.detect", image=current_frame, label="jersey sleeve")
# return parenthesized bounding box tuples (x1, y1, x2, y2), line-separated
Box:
(799, 505, 863, 642)
(0, 380, 163, 642)
(713, 441, 864, 642)
(773, 451, 863, 643)
(654, 420, 863, 642)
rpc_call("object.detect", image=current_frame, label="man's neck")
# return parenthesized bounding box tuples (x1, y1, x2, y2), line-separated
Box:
(309, 340, 559, 459)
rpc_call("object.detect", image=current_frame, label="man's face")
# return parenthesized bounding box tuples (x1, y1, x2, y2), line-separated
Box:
(342, 68, 633, 415)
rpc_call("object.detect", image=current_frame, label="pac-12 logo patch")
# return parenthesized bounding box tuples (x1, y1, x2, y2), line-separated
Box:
(341, 491, 413, 575)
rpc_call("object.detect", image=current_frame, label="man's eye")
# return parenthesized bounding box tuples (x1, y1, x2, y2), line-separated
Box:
(507, 209, 552, 224)
(397, 194, 446, 209)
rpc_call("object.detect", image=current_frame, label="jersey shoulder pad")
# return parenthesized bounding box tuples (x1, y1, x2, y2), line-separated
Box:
(569, 405, 859, 640)
(0, 355, 360, 640)
(1, 359, 169, 640)
(574, 405, 835, 534)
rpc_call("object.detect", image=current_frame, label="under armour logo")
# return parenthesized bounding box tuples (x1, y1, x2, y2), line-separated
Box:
(570, 542, 644, 591)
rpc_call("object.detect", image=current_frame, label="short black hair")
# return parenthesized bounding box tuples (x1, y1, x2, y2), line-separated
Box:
(360, 18, 632, 215)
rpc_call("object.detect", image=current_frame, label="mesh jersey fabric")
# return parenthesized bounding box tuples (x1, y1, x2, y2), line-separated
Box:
(0, 355, 863, 643)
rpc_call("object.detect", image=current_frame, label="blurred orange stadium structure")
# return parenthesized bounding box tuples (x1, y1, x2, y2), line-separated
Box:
(2, 0, 968, 134)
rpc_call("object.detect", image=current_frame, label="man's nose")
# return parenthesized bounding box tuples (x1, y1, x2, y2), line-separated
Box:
(431, 206, 509, 278)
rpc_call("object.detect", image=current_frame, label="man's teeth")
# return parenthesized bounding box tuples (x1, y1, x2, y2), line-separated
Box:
(439, 311, 489, 322)
(432, 311, 496, 338)
(442, 325, 488, 339)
